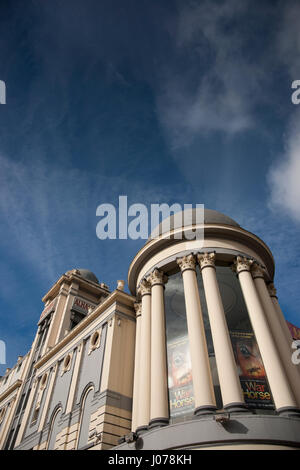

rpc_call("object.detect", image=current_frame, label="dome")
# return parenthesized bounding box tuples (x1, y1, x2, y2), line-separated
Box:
(148, 208, 240, 241)
(75, 269, 99, 284)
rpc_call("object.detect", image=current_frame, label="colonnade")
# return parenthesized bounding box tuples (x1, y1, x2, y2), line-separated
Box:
(131, 253, 300, 432)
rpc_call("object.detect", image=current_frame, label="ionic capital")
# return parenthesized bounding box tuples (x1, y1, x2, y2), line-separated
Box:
(251, 262, 266, 280)
(137, 278, 151, 297)
(232, 256, 254, 275)
(197, 252, 216, 270)
(177, 254, 196, 273)
(147, 268, 168, 287)
(267, 282, 277, 298)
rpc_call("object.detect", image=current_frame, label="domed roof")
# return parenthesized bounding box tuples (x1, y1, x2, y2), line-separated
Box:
(76, 269, 99, 284)
(148, 208, 239, 240)
(203, 209, 240, 227)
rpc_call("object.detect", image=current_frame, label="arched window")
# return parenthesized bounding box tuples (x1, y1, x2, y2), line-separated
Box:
(47, 406, 62, 450)
(76, 386, 94, 450)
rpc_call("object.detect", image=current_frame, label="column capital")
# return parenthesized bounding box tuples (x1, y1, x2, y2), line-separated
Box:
(251, 262, 266, 280)
(232, 256, 254, 275)
(267, 282, 278, 298)
(134, 302, 142, 317)
(197, 252, 216, 270)
(137, 279, 151, 297)
(147, 268, 168, 287)
(177, 254, 196, 273)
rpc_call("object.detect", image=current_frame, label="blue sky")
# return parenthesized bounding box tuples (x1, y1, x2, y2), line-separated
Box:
(1, 0, 300, 374)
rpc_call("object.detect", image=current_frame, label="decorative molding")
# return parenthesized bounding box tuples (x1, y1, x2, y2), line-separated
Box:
(147, 268, 168, 287)
(137, 279, 151, 297)
(0, 380, 22, 402)
(267, 282, 278, 298)
(197, 252, 216, 270)
(232, 256, 254, 274)
(117, 280, 125, 291)
(34, 290, 135, 369)
(251, 262, 266, 280)
(88, 330, 102, 355)
(177, 254, 196, 273)
(134, 302, 142, 317)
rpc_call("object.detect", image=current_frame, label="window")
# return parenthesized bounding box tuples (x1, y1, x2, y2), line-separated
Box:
(47, 408, 62, 450)
(77, 387, 94, 449)
(165, 272, 195, 422)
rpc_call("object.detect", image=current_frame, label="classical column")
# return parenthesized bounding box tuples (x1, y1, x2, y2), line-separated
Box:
(148, 268, 169, 427)
(131, 302, 142, 432)
(252, 264, 300, 408)
(136, 279, 152, 432)
(267, 283, 297, 349)
(177, 254, 216, 415)
(234, 256, 299, 416)
(197, 252, 246, 412)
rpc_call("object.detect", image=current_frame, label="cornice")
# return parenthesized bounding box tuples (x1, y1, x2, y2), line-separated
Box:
(0, 379, 22, 402)
(42, 272, 110, 303)
(35, 289, 135, 370)
(128, 223, 275, 295)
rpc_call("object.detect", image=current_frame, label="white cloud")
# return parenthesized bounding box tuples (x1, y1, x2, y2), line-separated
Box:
(267, 1, 300, 223)
(268, 110, 300, 222)
(155, 0, 266, 149)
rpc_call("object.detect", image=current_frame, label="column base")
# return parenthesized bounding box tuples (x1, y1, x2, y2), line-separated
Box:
(148, 417, 169, 429)
(223, 402, 249, 413)
(277, 406, 300, 419)
(194, 405, 217, 416)
(135, 425, 149, 435)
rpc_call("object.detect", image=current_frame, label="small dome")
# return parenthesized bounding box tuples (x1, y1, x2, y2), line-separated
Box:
(73, 269, 99, 284)
(203, 209, 240, 227)
(148, 208, 239, 240)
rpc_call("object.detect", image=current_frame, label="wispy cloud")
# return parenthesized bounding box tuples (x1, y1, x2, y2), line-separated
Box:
(268, 109, 300, 222)
(267, 1, 300, 223)
(155, 0, 269, 149)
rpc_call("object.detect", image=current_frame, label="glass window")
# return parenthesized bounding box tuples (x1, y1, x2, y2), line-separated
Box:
(198, 264, 274, 412)
(165, 272, 195, 422)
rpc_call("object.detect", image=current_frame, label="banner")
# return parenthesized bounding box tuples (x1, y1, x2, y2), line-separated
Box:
(167, 336, 194, 418)
(286, 321, 300, 340)
(230, 331, 274, 409)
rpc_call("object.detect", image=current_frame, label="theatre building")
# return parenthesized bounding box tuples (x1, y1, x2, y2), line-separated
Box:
(0, 209, 300, 450)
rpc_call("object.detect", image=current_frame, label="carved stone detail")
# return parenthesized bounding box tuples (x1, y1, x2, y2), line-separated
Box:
(251, 262, 266, 280)
(232, 256, 254, 274)
(147, 268, 168, 287)
(117, 280, 125, 291)
(197, 252, 216, 269)
(137, 278, 151, 297)
(177, 254, 196, 272)
(134, 302, 142, 316)
(267, 282, 277, 298)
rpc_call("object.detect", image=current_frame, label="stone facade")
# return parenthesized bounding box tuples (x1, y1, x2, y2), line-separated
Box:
(1, 210, 300, 450)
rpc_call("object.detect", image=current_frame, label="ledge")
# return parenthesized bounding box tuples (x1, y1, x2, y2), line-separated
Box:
(34, 289, 135, 369)
(0, 379, 22, 402)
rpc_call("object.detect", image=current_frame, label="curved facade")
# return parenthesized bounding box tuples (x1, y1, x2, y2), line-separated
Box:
(126, 209, 300, 449)
(1, 209, 300, 450)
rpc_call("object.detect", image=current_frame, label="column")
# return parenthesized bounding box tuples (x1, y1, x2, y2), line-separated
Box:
(267, 283, 297, 350)
(131, 302, 142, 432)
(148, 268, 169, 427)
(136, 279, 152, 432)
(177, 254, 216, 415)
(197, 252, 246, 412)
(234, 256, 299, 415)
(252, 264, 300, 408)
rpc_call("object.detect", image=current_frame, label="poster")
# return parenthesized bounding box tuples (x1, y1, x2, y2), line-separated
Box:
(167, 336, 195, 418)
(286, 321, 300, 340)
(230, 331, 274, 409)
